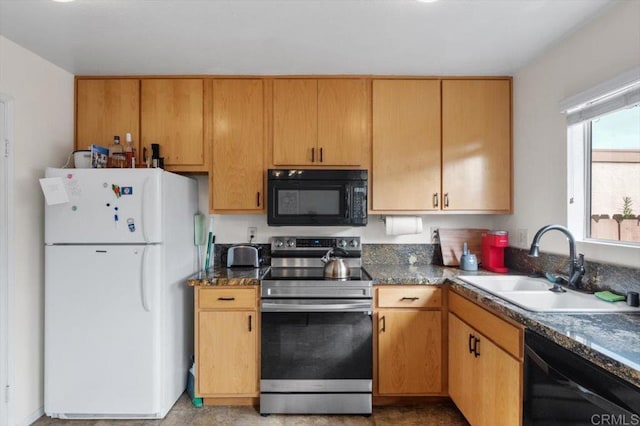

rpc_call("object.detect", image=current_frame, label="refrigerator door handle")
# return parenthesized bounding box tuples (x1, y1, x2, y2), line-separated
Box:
(141, 246, 151, 312)
(141, 178, 150, 243)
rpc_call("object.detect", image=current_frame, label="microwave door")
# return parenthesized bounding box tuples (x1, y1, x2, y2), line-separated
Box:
(270, 183, 347, 225)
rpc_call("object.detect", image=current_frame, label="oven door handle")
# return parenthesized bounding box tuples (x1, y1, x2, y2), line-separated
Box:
(525, 344, 634, 415)
(261, 300, 372, 313)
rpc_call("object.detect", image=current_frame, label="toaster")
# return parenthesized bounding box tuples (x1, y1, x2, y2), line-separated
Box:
(226, 245, 262, 268)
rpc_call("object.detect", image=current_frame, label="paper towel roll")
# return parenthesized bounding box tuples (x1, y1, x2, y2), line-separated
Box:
(385, 216, 423, 235)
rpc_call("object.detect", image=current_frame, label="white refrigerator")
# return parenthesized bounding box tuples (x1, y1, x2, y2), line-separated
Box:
(43, 167, 198, 419)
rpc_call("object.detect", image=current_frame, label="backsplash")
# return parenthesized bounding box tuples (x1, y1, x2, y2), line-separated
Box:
(505, 247, 640, 295)
(362, 244, 442, 265)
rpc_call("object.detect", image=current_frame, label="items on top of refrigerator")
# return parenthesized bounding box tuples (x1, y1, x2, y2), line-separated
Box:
(90, 144, 108, 168)
(109, 135, 126, 168)
(124, 133, 135, 168)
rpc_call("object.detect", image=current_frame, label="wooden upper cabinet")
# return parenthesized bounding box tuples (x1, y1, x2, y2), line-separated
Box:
(76, 79, 140, 156)
(141, 79, 205, 168)
(317, 79, 369, 166)
(272, 78, 368, 167)
(210, 79, 264, 212)
(272, 79, 317, 165)
(372, 80, 441, 211)
(442, 79, 511, 211)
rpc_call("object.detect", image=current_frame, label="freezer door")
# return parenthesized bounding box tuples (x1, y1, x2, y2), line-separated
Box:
(44, 244, 163, 417)
(44, 168, 162, 244)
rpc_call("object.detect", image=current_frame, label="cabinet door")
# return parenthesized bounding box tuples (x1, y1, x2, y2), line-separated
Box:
(141, 79, 204, 167)
(442, 79, 511, 211)
(76, 79, 140, 157)
(198, 310, 258, 395)
(372, 80, 441, 211)
(448, 313, 478, 425)
(272, 79, 317, 166)
(317, 79, 368, 166)
(378, 310, 442, 394)
(211, 79, 264, 212)
(475, 330, 522, 426)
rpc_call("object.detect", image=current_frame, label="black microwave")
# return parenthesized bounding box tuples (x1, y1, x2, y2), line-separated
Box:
(267, 169, 368, 226)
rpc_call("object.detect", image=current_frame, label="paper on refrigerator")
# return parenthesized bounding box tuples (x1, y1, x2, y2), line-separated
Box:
(39, 177, 70, 205)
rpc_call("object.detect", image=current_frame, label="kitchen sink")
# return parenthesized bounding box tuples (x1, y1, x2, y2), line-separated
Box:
(457, 275, 640, 313)
(457, 275, 553, 292)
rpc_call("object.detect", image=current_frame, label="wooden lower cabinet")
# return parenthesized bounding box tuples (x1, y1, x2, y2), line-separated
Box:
(448, 291, 523, 426)
(195, 287, 258, 398)
(375, 286, 443, 396)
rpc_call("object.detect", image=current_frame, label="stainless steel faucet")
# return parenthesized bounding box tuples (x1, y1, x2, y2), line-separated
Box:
(528, 225, 585, 291)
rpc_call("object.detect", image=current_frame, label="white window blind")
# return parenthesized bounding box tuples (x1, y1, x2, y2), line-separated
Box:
(560, 67, 640, 125)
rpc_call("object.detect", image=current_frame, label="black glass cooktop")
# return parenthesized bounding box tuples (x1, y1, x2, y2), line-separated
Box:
(263, 267, 372, 281)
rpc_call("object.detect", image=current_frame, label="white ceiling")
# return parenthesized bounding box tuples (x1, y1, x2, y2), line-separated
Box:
(0, 0, 616, 76)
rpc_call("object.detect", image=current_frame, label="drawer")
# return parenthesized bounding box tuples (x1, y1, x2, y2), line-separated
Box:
(198, 287, 257, 310)
(449, 291, 523, 359)
(377, 286, 442, 308)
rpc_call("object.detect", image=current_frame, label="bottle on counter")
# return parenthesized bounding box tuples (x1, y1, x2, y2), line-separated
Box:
(108, 135, 125, 168)
(124, 132, 135, 168)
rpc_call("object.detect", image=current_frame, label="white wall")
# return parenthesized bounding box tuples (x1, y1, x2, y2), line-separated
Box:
(193, 175, 498, 244)
(0, 36, 74, 425)
(498, 1, 640, 267)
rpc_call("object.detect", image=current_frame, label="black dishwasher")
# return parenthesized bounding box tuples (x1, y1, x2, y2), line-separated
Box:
(524, 330, 640, 425)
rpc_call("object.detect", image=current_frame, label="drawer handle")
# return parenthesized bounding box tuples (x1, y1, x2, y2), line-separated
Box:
(381, 315, 386, 333)
(248, 314, 253, 332)
(218, 297, 236, 301)
(257, 192, 261, 207)
(400, 297, 420, 301)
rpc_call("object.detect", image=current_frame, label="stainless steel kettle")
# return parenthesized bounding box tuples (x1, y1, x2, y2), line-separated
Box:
(321, 248, 350, 279)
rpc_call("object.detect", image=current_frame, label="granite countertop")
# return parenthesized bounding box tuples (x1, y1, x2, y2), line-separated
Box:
(186, 266, 269, 287)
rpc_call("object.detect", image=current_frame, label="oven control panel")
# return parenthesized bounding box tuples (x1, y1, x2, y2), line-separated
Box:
(271, 236, 361, 254)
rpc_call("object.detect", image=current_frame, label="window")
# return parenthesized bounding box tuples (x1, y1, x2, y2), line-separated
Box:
(564, 68, 640, 245)
(588, 106, 640, 243)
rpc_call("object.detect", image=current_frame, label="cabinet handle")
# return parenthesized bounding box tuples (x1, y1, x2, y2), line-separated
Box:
(400, 297, 419, 301)
(248, 314, 253, 332)
(468, 333, 475, 354)
(474, 337, 480, 358)
(320, 147, 323, 163)
(311, 147, 315, 162)
(257, 192, 261, 207)
(433, 193, 439, 208)
(444, 193, 449, 208)
(381, 315, 386, 333)
(218, 297, 235, 301)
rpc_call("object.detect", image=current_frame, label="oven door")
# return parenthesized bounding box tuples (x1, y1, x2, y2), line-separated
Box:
(267, 180, 351, 226)
(260, 299, 372, 393)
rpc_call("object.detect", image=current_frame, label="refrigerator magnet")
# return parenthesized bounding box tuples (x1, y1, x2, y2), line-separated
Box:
(122, 186, 133, 195)
(127, 218, 136, 232)
(112, 184, 121, 198)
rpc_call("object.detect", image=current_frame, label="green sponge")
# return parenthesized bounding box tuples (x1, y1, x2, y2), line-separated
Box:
(594, 291, 626, 302)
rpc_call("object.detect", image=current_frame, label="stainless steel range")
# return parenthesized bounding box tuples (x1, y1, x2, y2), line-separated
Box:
(260, 236, 373, 415)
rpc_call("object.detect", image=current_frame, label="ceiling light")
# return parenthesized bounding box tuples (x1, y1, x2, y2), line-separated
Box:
(417, 0, 440, 3)
(52, 0, 75, 3)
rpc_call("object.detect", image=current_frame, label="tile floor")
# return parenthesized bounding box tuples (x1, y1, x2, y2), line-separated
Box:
(33, 394, 470, 425)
